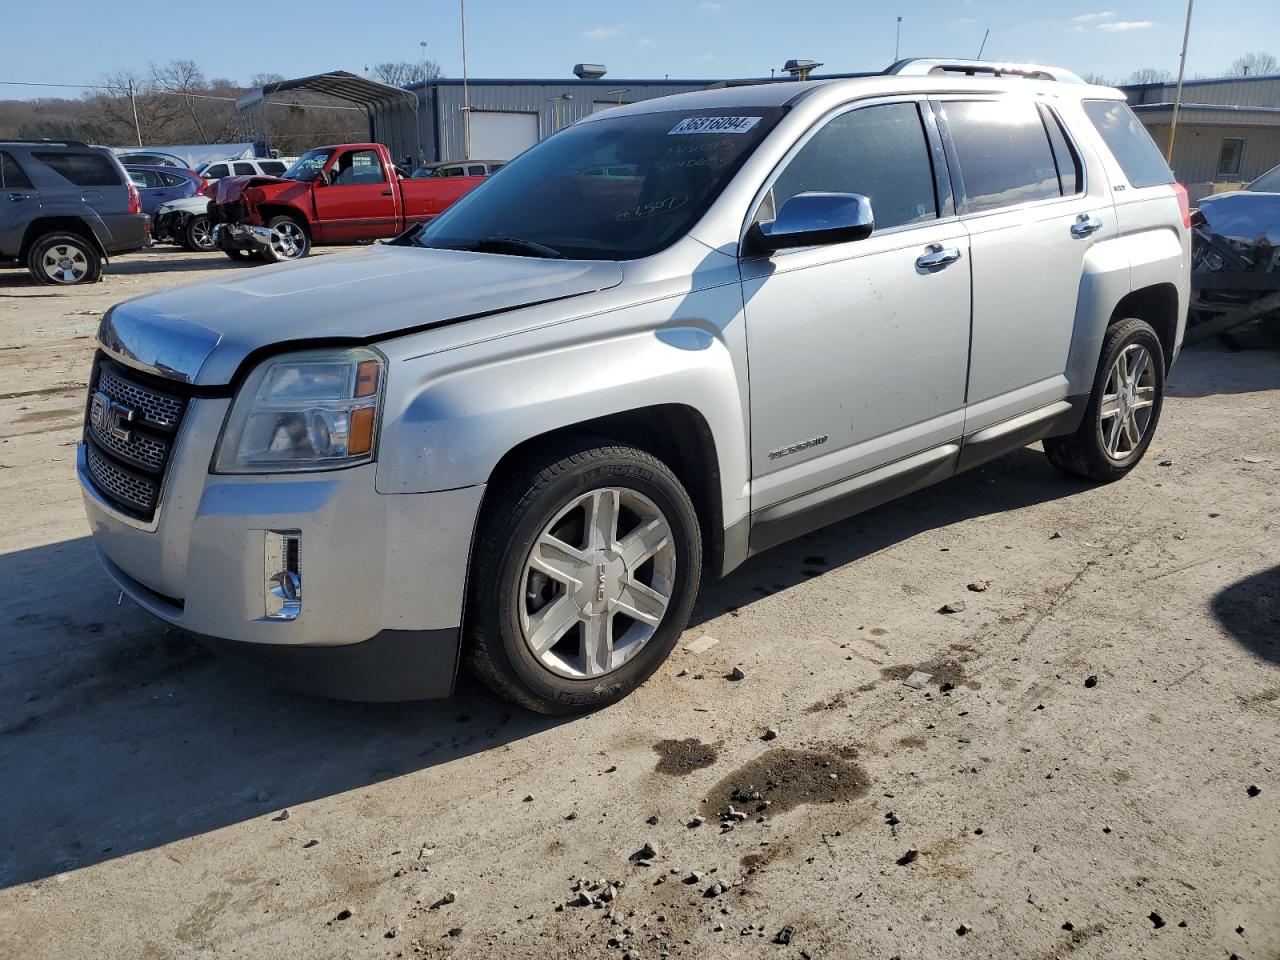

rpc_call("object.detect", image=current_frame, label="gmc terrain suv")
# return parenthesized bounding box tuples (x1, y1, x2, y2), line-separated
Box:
(1, 140, 146, 285)
(79, 60, 1189, 713)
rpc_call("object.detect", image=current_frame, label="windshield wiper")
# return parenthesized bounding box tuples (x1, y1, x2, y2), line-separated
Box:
(471, 236, 565, 259)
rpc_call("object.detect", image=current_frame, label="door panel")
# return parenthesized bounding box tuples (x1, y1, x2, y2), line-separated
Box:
(743, 226, 971, 510)
(313, 149, 398, 241)
(938, 98, 1116, 422)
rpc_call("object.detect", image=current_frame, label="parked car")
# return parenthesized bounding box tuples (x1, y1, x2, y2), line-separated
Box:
(125, 165, 206, 215)
(411, 160, 505, 178)
(197, 158, 289, 181)
(151, 196, 215, 251)
(79, 60, 1188, 711)
(1, 139, 146, 285)
(115, 150, 190, 169)
(209, 142, 484, 262)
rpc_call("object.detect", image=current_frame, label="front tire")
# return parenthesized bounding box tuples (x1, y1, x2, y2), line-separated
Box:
(183, 214, 215, 252)
(1044, 317, 1166, 482)
(27, 232, 102, 285)
(261, 215, 310, 262)
(466, 441, 702, 714)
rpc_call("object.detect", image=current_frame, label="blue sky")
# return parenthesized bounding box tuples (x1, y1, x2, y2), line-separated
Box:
(3, 0, 1278, 96)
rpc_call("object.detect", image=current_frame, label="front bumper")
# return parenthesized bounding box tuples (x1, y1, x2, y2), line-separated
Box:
(213, 222, 272, 254)
(78, 418, 486, 700)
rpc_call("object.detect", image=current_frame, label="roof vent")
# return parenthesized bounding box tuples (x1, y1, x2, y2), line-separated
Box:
(782, 59, 823, 80)
(574, 63, 607, 80)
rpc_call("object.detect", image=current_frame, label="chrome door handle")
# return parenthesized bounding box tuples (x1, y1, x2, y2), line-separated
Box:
(916, 244, 962, 269)
(1071, 214, 1103, 238)
(6, 193, 25, 202)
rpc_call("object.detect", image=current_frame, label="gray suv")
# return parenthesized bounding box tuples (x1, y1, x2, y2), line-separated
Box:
(79, 60, 1189, 713)
(0, 140, 147, 285)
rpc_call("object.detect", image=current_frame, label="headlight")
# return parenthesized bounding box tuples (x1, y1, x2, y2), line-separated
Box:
(214, 347, 385, 473)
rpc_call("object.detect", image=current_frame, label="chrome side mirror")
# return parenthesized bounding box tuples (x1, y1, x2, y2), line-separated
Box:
(747, 192, 875, 254)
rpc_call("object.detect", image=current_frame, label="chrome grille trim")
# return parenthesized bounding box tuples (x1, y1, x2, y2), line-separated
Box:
(97, 366, 184, 428)
(85, 440, 158, 515)
(89, 417, 168, 472)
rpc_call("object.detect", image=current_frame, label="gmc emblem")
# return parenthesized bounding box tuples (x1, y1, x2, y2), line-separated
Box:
(90, 390, 137, 443)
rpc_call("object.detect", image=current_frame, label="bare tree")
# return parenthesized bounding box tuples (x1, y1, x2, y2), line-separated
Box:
(1226, 52, 1278, 77)
(1123, 67, 1173, 85)
(249, 72, 288, 89)
(370, 60, 442, 87)
(1079, 71, 1111, 85)
(151, 59, 211, 141)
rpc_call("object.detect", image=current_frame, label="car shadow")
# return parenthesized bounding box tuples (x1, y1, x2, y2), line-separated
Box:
(690, 445, 1091, 625)
(0, 533, 564, 889)
(1211, 564, 1280, 667)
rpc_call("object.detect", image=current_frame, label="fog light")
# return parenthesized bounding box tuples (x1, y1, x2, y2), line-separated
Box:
(264, 530, 301, 620)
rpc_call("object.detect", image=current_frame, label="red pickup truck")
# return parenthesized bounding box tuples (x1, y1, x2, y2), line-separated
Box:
(209, 143, 484, 262)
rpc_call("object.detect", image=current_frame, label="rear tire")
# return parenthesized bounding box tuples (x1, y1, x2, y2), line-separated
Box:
(1044, 317, 1165, 482)
(466, 441, 702, 714)
(222, 247, 257, 262)
(27, 232, 102, 285)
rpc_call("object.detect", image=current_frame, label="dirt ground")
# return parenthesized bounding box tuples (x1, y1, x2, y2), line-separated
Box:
(0, 246, 1277, 960)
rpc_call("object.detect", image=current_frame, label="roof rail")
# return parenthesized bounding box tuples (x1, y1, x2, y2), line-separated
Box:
(886, 58, 1084, 84)
(0, 138, 90, 147)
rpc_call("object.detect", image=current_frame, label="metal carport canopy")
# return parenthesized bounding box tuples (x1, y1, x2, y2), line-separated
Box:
(234, 70, 417, 112)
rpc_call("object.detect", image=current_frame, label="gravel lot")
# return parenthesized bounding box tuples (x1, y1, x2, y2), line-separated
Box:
(1, 247, 1277, 959)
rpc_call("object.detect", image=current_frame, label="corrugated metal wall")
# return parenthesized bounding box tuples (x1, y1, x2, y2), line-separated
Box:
(1141, 121, 1280, 186)
(1126, 76, 1280, 109)
(375, 80, 712, 165)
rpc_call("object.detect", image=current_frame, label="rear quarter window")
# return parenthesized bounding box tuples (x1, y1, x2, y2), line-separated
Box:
(33, 151, 123, 187)
(0, 151, 34, 190)
(1082, 100, 1173, 188)
(260, 161, 287, 175)
(205, 164, 230, 178)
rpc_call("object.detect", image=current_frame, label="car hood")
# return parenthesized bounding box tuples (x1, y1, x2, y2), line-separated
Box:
(211, 174, 289, 204)
(98, 244, 625, 386)
(1196, 190, 1280, 245)
(154, 196, 210, 216)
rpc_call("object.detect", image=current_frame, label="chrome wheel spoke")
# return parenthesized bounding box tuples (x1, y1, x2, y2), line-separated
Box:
(1106, 410, 1124, 455)
(529, 533, 587, 587)
(1100, 342, 1157, 461)
(617, 517, 670, 568)
(582, 614, 614, 676)
(586, 488, 620, 551)
(1100, 394, 1121, 419)
(525, 595, 579, 655)
(615, 576, 669, 626)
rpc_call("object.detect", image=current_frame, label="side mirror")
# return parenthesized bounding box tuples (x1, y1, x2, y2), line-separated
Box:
(747, 192, 874, 254)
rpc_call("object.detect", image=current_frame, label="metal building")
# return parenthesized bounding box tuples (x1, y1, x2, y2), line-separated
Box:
(1121, 73, 1280, 198)
(377, 77, 717, 167)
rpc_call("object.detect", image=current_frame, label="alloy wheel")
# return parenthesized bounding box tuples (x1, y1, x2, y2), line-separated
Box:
(517, 487, 676, 680)
(269, 221, 306, 259)
(190, 217, 214, 251)
(1099, 342, 1157, 460)
(42, 243, 89, 283)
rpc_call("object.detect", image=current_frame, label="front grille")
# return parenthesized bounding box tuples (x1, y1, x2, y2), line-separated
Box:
(83, 354, 193, 521)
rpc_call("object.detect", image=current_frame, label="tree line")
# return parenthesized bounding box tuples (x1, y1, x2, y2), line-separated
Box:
(1083, 51, 1279, 87)
(0, 59, 441, 150)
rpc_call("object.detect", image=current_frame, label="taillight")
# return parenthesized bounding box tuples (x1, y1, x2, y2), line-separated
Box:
(1173, 182, 1191, 229)
(127, 181, 141, 215)
(196, 178, 213, 197)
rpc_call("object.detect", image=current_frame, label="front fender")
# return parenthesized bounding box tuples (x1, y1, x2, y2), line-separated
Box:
(374, 281, 751, 532)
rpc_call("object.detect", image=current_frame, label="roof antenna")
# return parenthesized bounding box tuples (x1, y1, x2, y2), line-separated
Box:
(976, 27, 990, 60)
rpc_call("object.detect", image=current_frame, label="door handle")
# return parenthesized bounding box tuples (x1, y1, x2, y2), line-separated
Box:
(380, 189, 393, 196)
(916, 244, 962, 269)
(1071, 214, 1103, 238)
(7, 193, 26, 202)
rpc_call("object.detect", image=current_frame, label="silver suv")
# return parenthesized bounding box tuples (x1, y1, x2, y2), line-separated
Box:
(79, 60, 1189, 713)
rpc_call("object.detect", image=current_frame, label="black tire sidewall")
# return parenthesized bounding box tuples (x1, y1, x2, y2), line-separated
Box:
(1085, 319, 1166, 478)
(480, 451, 701, 712)
(28, 233, 101, 285)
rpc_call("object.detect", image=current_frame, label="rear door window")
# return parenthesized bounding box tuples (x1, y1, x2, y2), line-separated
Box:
(0, 151, 34, 189)
(767, 101, 938, 230)
(260, 161, 287, 175)
(204, 164, 230, 179)
(33, 151, 122, 187)
(942, 99, 1062, 212)
(233, 162, 256, 176)
(1081, 100, 1173, 188)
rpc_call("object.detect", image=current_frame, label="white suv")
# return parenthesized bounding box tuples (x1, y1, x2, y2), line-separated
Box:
(79, 60, 1189, 712)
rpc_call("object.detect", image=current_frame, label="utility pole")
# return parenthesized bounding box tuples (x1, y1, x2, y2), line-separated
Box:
(460, 0, 471, 160)
(1166, 0, 1194, 165)
(127, 77, 143, 147)
(895, 16, 902, 62)
(420, 40, 429, 77)
(977, 28, 990, 60)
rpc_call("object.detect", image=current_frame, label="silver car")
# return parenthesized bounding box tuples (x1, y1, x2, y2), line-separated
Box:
(79, 60, 1190, 713)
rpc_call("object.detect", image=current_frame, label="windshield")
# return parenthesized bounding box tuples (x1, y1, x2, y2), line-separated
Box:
(283, 148, 333, 182)
(1248, 163, 1280, 193)
(415, 108, 784, 260)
